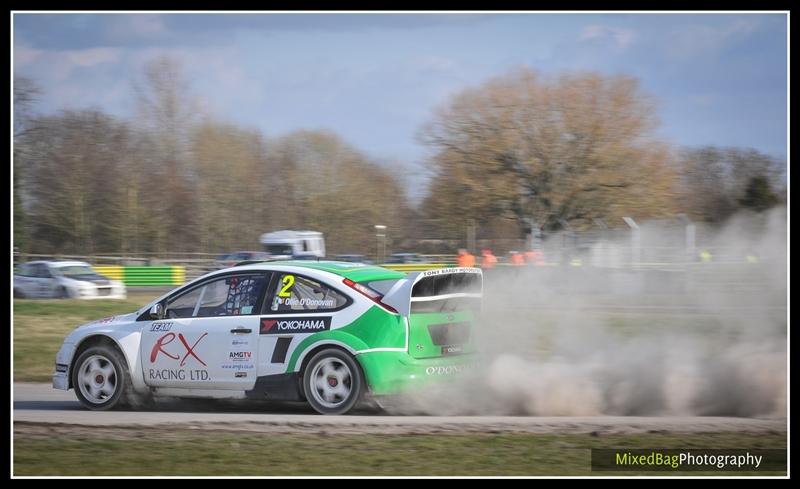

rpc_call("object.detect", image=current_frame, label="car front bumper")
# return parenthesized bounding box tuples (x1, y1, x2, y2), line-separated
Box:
(52, 342, 75, 390)
(72, 288, 127, 300)
(52, 371, 69, 390)
(77, 293, 127, 300)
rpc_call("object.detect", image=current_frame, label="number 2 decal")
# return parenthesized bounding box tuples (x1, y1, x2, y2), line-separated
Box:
(278, 275, 295, 297)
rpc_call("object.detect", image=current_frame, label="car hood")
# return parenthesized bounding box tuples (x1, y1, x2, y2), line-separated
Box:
(61, 274, 112, 285)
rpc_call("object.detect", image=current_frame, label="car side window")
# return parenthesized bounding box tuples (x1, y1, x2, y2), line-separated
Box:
(268, 273, 348, 313)
(166, 274, 268, 319)
(32, 264, 52, 278)
(166, 287, 204, 318)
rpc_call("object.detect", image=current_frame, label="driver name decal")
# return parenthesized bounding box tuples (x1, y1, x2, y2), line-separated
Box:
(260, 316, 332, 334)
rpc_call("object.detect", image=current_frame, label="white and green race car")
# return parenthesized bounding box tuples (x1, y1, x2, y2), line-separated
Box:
(53, 261, 482, 414)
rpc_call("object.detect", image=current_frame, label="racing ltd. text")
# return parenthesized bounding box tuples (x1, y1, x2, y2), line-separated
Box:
(148, 369, 209, 381)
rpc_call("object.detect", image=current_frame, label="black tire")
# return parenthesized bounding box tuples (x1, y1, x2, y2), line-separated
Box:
(13, 288, 25, 299)
(72, 344, 134, 410)
(303, 348, 364, 415)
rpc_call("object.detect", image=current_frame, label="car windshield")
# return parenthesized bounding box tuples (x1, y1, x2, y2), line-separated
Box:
(57, 265, 95, 277)
(265, 244, 293, 255)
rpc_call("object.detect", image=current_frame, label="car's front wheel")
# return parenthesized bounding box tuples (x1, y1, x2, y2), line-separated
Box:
(303, 348, 364, 415)
(72, 345, 129, 410)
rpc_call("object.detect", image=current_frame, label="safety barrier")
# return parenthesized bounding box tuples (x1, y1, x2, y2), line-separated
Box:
(92, 265, 186, 286)
(92, 265, 124, 281)
(381, 263, 454, 272)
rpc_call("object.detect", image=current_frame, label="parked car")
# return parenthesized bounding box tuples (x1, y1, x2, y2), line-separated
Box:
(14, 261, 126, 299)
(385, 252, 427, 264)
(213, 251, 271, 270)
(334, 254, 373, 264)
(290, 252, 322, 261)
(52, 262, 482, 414)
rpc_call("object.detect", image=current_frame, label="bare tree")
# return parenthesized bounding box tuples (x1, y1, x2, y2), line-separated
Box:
(419, 68, 679, 239)
(268, 130, 411, 255)
(15, 65, 414, 257)
(189, 121, 276, 252)
(21, 110, 132, 254)
(133, 56, 200, 253)
(679, 146, 786, 222)
(13, 76, 42, 253)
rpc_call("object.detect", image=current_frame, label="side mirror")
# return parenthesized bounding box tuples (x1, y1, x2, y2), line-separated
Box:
(149, 302, 166, 320)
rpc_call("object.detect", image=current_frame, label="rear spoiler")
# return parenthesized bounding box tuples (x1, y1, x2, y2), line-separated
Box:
(381, 267, 483, 316)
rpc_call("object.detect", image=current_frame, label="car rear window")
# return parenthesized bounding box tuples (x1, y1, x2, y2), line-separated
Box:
(365, 279, 399, 295)
(412, 273, 481, 297)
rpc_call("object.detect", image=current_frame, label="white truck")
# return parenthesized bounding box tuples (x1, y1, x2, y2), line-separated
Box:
(259, 230, 325, 260)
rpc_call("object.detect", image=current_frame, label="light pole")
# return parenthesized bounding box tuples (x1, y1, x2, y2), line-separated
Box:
(374, 225, 386, 264)
(622, 216, 641, 266)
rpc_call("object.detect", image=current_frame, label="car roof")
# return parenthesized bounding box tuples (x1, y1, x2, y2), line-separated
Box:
(50, 261, 91, 267)
(136, 260, 406, 318)
(24, 260, 90, 267)
(235, 260, 404, 282)
(260, 230, 323, 241)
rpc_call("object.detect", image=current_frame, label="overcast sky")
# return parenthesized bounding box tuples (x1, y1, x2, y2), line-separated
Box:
(14, 12, 788, 183)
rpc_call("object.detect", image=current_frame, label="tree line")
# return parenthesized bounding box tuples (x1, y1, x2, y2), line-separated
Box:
(13, 59, 785, 257)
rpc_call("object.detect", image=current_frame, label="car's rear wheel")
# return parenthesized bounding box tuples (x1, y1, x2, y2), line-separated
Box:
(303, 348, 364, 415)
(72, 345, 129, 410)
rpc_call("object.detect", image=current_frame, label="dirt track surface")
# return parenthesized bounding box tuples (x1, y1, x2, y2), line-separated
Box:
(14, 383, 786, 436)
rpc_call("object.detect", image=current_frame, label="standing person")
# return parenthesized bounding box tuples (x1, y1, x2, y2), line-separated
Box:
(466, 250, 476, 267)
(509, 251, 525, 266)
(457, 248, 476, 267)
(480, 249, 497, 269)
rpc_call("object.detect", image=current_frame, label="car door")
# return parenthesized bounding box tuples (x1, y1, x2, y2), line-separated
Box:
(14, 264, 36, 297)
(256, 271, 352, 377)
(29, 264, 56, 298)
(40, 264, 61, 297)
(139, 272, 270, 390)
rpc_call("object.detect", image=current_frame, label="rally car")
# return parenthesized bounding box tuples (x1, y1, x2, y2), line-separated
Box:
(52, 261, 482, 414)
(14, 260, 127, 300)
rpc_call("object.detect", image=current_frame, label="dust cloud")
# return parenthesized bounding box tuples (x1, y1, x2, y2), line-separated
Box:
(386, 209, 787, 417)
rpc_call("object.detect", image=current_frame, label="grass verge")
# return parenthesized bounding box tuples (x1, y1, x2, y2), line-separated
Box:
(13, 428, 786, 476)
